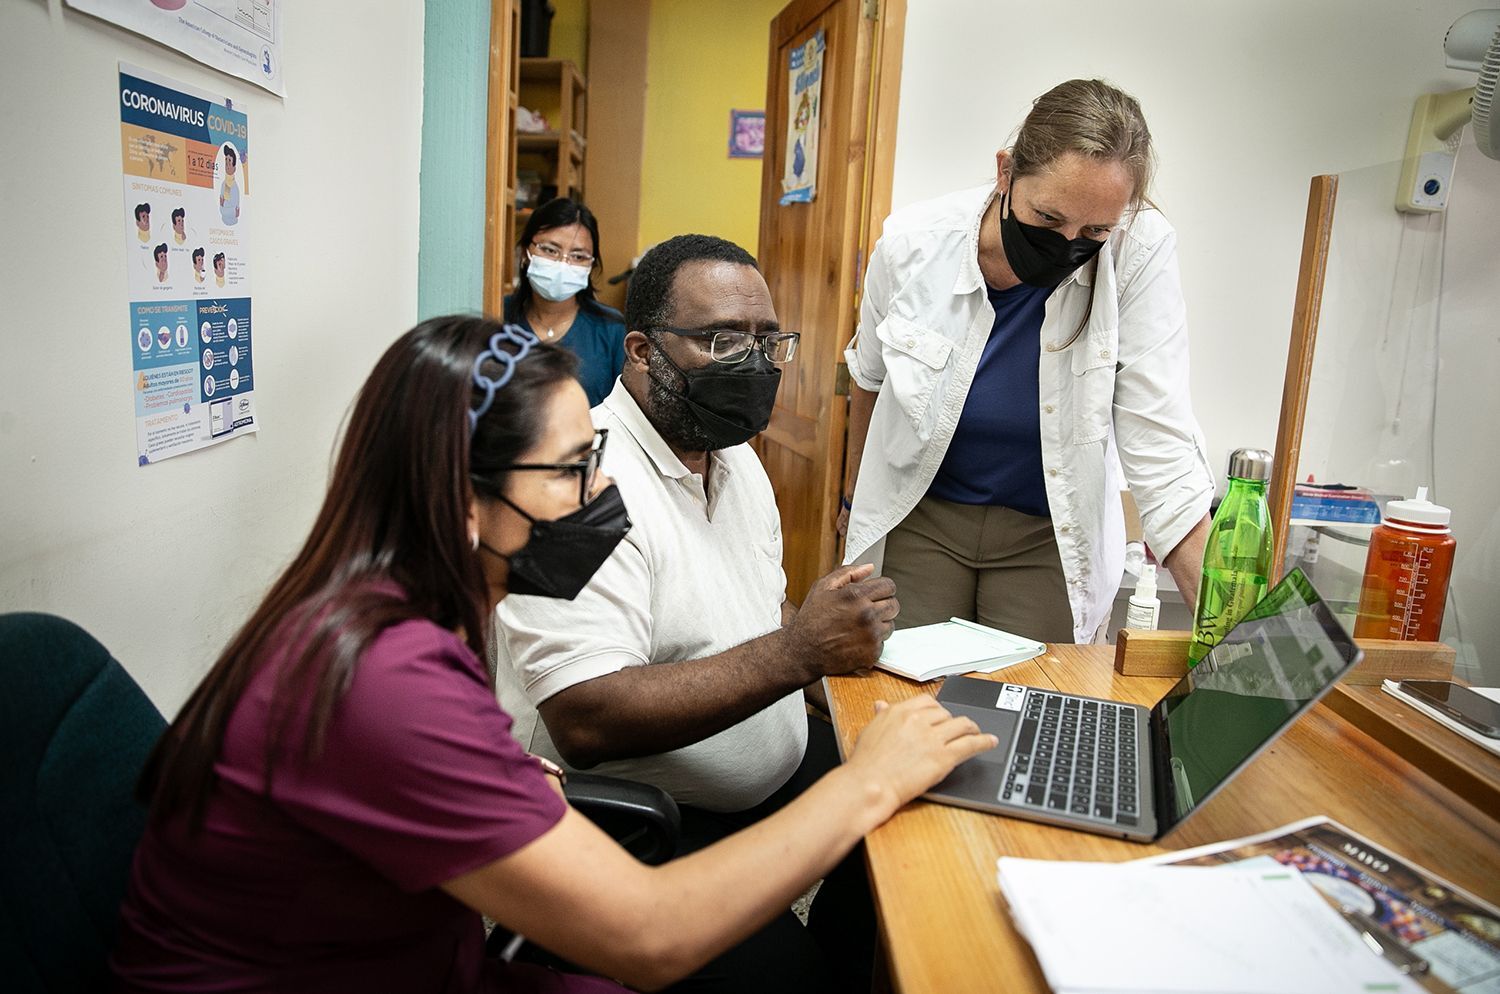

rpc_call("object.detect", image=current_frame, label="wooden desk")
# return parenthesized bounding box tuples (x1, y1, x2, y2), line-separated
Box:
(1324, 683, 1500, 820)
(827, 645, 1500, 994)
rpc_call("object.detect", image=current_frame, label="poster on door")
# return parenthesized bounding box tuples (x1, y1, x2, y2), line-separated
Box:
(69, 0, 284, 96)
(779, 30, 824, 205)
(120, 63, 258, 466)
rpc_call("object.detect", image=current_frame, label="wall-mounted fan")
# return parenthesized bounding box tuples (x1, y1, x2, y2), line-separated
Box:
(1396, 8, 1500, 213)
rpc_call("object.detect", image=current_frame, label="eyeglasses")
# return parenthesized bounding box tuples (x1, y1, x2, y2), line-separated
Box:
(529, 242, 595, 267)
(652, 327, 801, 364)
(483, 428, 609, 507)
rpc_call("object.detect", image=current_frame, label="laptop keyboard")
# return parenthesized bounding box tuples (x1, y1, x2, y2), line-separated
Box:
(1001, 691, 1141, 826)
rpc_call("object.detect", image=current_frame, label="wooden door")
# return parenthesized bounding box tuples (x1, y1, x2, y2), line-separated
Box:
(583, 0, 650, 314)
(755, 0, 905, 602)
(484, 0, 521, 313)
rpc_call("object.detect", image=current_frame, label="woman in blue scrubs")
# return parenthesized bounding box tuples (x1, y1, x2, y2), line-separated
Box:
(503, 198, 627, 407)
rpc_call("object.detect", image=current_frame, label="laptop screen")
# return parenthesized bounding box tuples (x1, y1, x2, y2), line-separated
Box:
(1150, 569, 1361, 832)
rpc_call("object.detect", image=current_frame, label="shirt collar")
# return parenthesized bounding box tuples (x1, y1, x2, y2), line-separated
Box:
(953, 184, 1096, 296)
(600, 377, 693, 481)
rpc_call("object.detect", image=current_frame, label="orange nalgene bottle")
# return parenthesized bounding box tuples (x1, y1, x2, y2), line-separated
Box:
(1353, 487, 1456, 642)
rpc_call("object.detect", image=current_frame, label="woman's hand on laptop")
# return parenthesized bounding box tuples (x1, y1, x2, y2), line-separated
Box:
(846, 695, 998, 822)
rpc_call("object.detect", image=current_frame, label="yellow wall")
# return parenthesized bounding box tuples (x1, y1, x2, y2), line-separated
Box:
(549, 0, 589, 72)
(637, 0, 783, 257)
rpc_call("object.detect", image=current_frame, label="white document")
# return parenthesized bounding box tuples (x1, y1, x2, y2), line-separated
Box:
(1381, 681, 1500, 757)
(997, 858, 1424, 994)
(875, 618, 1044, 682)
(69, 0, 284, 96)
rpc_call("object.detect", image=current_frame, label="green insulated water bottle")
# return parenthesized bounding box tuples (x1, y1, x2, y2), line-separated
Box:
(1187, 448, 1275, 667)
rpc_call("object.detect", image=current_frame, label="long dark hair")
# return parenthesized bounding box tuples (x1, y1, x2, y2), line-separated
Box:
(138, 316, 579, 825)
(506, 197, 605, 323)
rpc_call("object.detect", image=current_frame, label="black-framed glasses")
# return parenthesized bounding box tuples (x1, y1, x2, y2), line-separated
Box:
(481, 428, 609, 507)
(529, 242, 595, 267)
(652, 326, 800, 364)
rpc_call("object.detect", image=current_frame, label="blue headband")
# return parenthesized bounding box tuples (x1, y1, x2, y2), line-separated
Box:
(469, 324, 540, 434)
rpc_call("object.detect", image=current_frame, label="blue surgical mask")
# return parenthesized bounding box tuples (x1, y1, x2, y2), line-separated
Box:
(526, 254, 592, 302)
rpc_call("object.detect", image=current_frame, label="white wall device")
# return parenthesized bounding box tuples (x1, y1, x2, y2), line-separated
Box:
(1396, 9, 1500, 213)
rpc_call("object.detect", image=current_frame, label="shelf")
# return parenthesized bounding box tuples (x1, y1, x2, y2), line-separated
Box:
(512, 189, 585, 224)
(517, 131, 586, 153)
(519, 57, 586, 92)
(510, 55, 584, 236)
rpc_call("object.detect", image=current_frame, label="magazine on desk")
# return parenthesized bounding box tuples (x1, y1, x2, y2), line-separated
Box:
(1138, 816, 1500, 994)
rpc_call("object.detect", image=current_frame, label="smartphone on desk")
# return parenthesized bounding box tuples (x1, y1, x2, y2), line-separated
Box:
(1398, 680, 1500, 738)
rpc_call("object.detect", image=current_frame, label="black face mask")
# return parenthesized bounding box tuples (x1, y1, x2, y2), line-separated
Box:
(647, 342, 782, 450)
(998, 187, 1107, 289)
(480, 483, 631, 600)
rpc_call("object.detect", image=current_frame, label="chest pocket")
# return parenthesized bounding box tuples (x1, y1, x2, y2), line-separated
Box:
(874, 315, 953, 430)
(1068, 325, 1118, 445)
(751, 538, 787, 614)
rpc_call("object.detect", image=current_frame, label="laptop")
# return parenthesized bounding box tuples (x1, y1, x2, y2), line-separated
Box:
(927, 568, 1361, 842)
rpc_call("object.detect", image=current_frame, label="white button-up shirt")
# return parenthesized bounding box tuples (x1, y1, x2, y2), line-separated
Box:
(844, 184, 1213, 643)
(494, 378, 807, 812)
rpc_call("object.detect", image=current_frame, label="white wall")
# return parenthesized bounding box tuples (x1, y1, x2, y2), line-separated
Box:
(1433, 140, 1500, 682)
(892, 0, 1492, 482)
(0, 1, 425, 713)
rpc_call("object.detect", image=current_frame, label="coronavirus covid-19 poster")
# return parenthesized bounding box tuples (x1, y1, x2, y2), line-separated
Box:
(120, 64, 257, 466)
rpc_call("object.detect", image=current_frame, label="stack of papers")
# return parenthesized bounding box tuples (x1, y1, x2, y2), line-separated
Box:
(875, 618, 1044, 682)
(1381, 680, 1500, 756)
(997, 857, 1422, 994)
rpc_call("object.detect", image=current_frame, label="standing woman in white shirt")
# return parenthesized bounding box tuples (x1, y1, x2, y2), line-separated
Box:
(838, 78, 1215, 644)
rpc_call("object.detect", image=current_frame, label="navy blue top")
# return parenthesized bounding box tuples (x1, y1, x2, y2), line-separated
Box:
(504, 295, 627, 407)
(927, 282, 1051, 516)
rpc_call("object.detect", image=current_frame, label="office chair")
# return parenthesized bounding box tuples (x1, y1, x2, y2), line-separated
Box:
(564, 773, 680, 866)
(0, 612, 166, 994)
(485, 771, 680, 966)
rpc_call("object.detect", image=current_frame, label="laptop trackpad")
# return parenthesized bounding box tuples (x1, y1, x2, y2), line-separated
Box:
(928, 687, 1021, 798)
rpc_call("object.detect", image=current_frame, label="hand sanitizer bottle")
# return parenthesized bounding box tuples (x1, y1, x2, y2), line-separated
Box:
(1125, 563, 1161, 630)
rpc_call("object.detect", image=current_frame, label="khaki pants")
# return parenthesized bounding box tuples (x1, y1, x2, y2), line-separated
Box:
(882, 495, 1075, 643)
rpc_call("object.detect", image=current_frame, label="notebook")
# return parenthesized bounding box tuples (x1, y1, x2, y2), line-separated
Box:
(875, 618, 1045, 682)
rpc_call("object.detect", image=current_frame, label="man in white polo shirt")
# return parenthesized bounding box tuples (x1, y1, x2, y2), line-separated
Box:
(496, 234, 891, 993)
